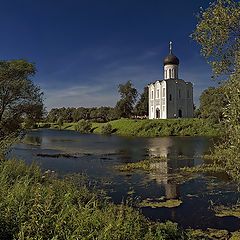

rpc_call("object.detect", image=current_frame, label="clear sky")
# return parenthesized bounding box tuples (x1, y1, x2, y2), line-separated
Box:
(0, 0, 216, 110)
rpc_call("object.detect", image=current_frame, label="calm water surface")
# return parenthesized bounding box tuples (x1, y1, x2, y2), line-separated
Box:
(10, 129, 240, 231)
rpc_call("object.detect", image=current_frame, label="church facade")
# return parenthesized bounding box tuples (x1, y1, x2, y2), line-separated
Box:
(148, 42, 193, 119)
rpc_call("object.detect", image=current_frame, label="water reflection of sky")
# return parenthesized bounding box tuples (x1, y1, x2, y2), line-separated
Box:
(9, 129, 240, 230)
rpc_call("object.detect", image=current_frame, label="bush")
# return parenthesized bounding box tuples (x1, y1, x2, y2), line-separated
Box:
(101, 123, 113, 135)
(75, 120, 92, 133)
(38, 123, 51, 128)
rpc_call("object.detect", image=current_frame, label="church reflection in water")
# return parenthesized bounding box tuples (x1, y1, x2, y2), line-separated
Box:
(146, 137, 195, 200)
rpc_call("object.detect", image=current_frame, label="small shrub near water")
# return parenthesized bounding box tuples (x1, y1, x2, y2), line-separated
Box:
(101, 123, 113, 135)
(75, 119, 92, 133)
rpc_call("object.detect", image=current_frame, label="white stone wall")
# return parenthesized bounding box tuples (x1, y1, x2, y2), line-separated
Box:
(148, 80, 167, 119)
(148, 79, 193, 119)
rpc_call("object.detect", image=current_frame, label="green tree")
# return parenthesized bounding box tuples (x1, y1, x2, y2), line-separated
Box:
(57, 117, 63, 130)
(192, 0, 240, 181)
(115, 81, 138, 118)
(134, 86, 148, 117)
(72, 107, 89, 122)
(47, 108, 60, 123)
(199, 86, 228, 123)
(0, 60, 43, 137)
(191, 0, 240, 78)
(107, 108, 119, 121)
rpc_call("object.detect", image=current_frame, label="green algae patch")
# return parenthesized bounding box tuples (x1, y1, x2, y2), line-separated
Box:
(139, 198, 182, 208)
(189, 228, 229, 239)
(181, 164, 226, 174)
(214, 204, 240, 218)
(117, 156, 167, 172)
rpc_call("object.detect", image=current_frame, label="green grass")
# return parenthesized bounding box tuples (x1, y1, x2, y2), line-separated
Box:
(42, 118, 222, 137)
(0, 159, 192, 239)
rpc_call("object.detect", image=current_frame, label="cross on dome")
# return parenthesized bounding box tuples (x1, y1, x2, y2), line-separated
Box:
(169, 41, 172, 54)
(163, 41, 179, 66)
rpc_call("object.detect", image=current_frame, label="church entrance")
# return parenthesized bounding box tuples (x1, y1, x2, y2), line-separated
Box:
(178, 109, 182, 118)
(156, 108, 160, 119)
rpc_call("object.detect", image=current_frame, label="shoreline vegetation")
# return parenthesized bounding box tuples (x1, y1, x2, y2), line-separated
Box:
(0, 159, 189, 239)
(38, 118, 222, 138)
(1, 158, 240, 239)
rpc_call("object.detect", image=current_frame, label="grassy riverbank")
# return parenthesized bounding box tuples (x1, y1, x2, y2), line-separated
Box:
(3, 158, 240, 239)
(42, 118, 222, 137)
(0, 158, 191, 239)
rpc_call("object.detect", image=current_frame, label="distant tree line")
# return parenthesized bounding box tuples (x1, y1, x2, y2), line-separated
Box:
(47, 107, 118, 123)
(46, 80, 149, 123)
(46, 78, 229, 125)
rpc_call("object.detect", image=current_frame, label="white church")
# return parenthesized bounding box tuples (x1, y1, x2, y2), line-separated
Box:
(148, 42, 194, 119)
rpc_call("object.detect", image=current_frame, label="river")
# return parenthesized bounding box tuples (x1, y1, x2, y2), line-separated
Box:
(10, 128, 240, 231)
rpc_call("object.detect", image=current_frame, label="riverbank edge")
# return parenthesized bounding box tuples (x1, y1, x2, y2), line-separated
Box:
(2, 158, 240, 239)
(38, 118, 222, 138)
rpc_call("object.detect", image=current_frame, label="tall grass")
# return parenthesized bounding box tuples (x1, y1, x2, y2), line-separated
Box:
(0, 159, 191, 239)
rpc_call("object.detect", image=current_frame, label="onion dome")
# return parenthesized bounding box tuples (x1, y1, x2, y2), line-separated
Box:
(163, 41, 179, 66)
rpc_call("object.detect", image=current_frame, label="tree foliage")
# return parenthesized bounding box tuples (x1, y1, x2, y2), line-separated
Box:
(192, 0, 240, 78)
(199, 86, 228, 123)
(115, 81, 138, 118)
(57, 117, 63, 130)
(134, 86, 148, 117)
(0, 60, 43, 137)
(193, 0, 240, 181)
(47, 106, 117, 123)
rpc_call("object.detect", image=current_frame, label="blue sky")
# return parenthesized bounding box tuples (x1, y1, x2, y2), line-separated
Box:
(0, 0, 216, 110)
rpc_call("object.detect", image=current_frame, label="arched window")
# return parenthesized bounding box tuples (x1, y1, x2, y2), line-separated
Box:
(172, 69, 174, 78)
(169, 69, 171, 78)
(156, 108, 160, 119)
(169, 94, 172, 101)
(178, 109, 182, 118)
(162, 88, 165, 97)
(178, 89, 181, 98)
